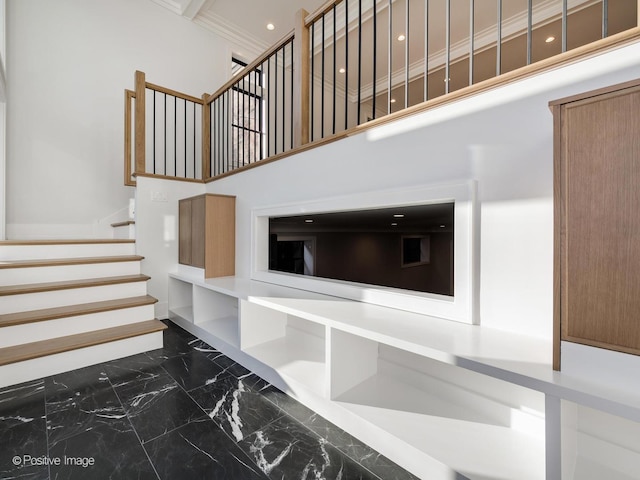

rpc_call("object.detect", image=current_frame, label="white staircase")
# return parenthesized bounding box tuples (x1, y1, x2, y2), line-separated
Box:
(0, 239, 166, 388)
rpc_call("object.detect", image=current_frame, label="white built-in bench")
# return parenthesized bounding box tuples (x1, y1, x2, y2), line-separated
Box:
(168, 272, 640, 480)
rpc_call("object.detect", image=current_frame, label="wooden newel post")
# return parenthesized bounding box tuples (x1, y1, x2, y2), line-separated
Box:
(293, 9, 310, 148)
(202, 94, 211, 179)
(134, 70, 146, 176)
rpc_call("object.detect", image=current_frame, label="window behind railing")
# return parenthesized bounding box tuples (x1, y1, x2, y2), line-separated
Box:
(209, 37, 295, 176)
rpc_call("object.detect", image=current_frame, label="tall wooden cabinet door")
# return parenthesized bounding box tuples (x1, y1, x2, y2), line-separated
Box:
(557, 83, 640, 364)
(190, 195, 206, 269)
(178, 199, 192, 265)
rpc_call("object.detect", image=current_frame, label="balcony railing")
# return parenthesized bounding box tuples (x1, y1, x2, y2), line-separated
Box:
(125, 0, 639, 185)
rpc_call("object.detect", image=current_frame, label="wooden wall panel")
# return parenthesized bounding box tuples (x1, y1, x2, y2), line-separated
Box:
(553, 81, 640, 368)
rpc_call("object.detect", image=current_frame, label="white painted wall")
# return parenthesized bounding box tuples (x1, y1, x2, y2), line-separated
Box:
(0, 0, 5, 239)
(5, 0, 230, 239)
(192, 42, 640, 340)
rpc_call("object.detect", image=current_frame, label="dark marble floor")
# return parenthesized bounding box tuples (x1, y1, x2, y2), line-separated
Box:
(0, 320, 420, 480)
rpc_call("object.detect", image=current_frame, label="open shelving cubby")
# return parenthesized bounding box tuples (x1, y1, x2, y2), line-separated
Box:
(329, 328, 546, 480)
(240, 300, 327, 397)
(168, 276, 194, 323)
(192, 285, 239, 348)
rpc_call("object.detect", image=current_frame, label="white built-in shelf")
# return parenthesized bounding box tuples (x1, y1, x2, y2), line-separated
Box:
(337, 372, 544, 480)
(170, 305, 194, 323)
(196, 317, 239, 349)
(243, 334, 326, 397)
(247, 295, 640, 423)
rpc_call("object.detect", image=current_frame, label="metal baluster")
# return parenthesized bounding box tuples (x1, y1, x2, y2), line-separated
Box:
(527, 0, 532, 65)
(321, 14, 325, 138)
(153, 90, 156, 174)
(562, 0, 567, 53)
(496, 0, 502, 76)
(470, 0, 475, 86)
(345, 0, 349, 130)
(267, 56, 271, 157)
(425, 0, 429, 101)
(603, 0, 609, 38)
(311, 22, 315, 141)
(290, 40, 294, 149)
(357, 0, 362, 124)
(282, 46, 286, 151)
(372, 0, 377, 118)
(446, 0, 451, 94)
(405, 0, 409, 107)
(174, 96, 177, 176)
(388, 0, 392, 114)
(333, 4, 337, 134)
(164, 93, 167, 175)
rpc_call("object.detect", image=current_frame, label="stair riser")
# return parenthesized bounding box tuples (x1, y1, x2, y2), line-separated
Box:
(0, 332, 163, 389)
(0, 243, 135, 261)
(113, 225, 136, 240)
(0, 283, 148, 314)
(0, 262, 142, 286)
(0, 305, 156, 348)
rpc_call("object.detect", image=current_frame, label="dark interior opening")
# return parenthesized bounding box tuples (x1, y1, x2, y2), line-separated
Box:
(269, 203, 455, 296)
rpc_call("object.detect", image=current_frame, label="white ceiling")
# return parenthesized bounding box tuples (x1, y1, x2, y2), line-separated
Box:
(150, 0, 327, 60)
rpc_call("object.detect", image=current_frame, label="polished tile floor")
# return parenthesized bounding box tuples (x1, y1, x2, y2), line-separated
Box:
(0, 320, 419, 479)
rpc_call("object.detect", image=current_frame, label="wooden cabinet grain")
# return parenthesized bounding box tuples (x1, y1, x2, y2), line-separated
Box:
(551, 79, 640, 370)
(179, 194, 236, 278)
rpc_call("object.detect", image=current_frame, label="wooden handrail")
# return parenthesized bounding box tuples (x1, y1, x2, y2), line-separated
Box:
(206, 29, 295, 105)
(305, 0, 342, 26)
(145, 82, 204, 104)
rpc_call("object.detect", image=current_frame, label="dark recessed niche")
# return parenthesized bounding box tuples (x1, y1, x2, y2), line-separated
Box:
(268, 203, 454, 296)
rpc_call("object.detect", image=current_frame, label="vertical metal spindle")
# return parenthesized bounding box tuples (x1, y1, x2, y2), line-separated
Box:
(267, 56, 271, 157)
(193, 102, 196, 177)
(357, 0, 362, 125)
(153, 90, 156, 174)
(282, 46, 286, 151)
(332, 5, 337, 135)
(344, 0, 349, 131)
(424, 0, 429, 101)
(527, 0, 532, 65)
(174, 96, 177, 176)
(372, 0, 377, 118)
(184, 99, 187, 177)
(602, 0, 609, 38)
(275, 52, 279, 154)
(260, 62, 265, 159)
(388, 0, 392, 114)
(254, 68, 257, 162)
(562, 0, 567, 53)
(290, 40, 293, 149)
(242, 75, 246, 166)
(311, 22, 315, 141)
(445, 0, 451, 94)
(404, 0, 409, 108)
(321, 14, 325, 138)
(226, 90, 230, 173)
(470, 0, 475, 86)
(164, 93, 167, 175)
(496, 0, 502, 76)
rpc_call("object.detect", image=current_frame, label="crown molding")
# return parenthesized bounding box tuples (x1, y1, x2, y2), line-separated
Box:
(193, 10, 270, 60)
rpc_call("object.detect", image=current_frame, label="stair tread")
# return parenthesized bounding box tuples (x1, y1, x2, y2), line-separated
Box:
(0, 295, 158, 328)
(0, 319, 167, 366)
(0, 255, 144, 269)
(0, 239, 135, 245)
(0, 274, 151, 296)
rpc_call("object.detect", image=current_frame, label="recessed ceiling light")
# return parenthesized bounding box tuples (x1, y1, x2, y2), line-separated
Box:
(440, 224, 446, 228)
(545, 35, 555, 43)
(391, 222, 398, 226)
(393, 214, 405, 218)
(397, 34, 406, 41)
(305, 219, 313, 223)
(338, 67, 346, 74)
(266, 23, 275, 31)
(390, 98, 396, 103)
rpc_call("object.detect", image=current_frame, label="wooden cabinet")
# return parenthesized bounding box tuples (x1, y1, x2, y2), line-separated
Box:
(179, 194, 236, 278)
(551, 79, 640, 370)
